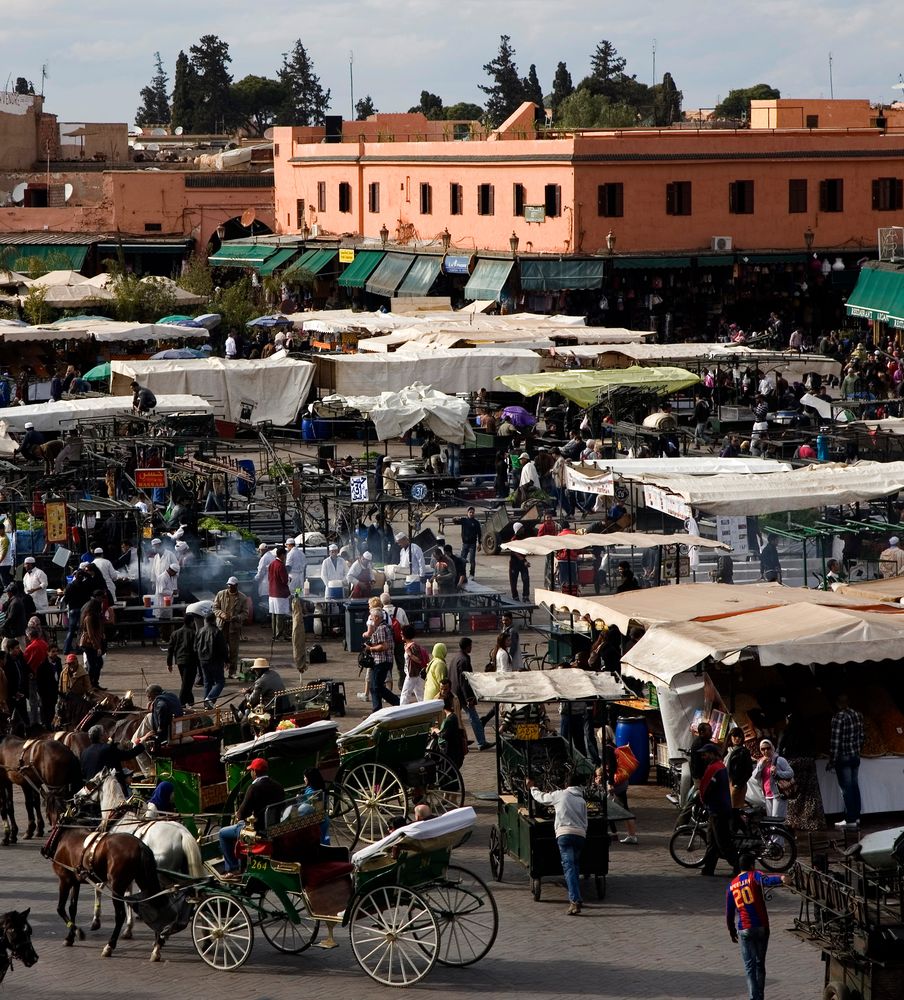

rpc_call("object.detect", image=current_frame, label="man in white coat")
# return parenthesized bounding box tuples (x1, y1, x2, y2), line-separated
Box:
(395, 533, 425, 578)
(91, 546, 118, 601)
(254, 542, 276, 606)
(285, 537, 307, 594)
(320, 543, 349, 591)
(22, 556, 49, 617)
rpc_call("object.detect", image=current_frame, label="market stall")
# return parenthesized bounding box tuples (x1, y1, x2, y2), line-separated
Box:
(496, 366, 700, 407)
(0, 393, 212, 434)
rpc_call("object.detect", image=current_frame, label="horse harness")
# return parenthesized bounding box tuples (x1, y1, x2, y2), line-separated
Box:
(41, 824, 109, 882)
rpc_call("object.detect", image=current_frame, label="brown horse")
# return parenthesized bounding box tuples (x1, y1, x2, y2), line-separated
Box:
(0, 908, 38, 984)
(0, 736, 82, 844)
(42, 823, 176, 960)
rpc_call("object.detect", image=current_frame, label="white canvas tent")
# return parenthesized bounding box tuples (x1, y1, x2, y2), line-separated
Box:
(110, 353, 314, 426)
(90, 322, 209, 343)
(501, 532, 729, 557)
(0, 394, 211, 434)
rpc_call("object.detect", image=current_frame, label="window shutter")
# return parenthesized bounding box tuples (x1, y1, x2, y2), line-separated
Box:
(489, 185, 495, 215)
(614, 184, 623, 218)
(598, 185, 605, 216)
(819, 180, 827, 212)
(728, 182, 736, 214)
(666, 183, 675, 215)
(836, 180, 843, 212)
(896, 180, 903, 211)
(873, 179, 880, 211)
(683, 183, 691, 216)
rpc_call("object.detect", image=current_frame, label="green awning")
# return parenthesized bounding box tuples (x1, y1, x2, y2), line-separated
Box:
(696, 255, 735, 267)
(520, 259, 606, 291)
(338, 250, 385, 289)
(365, 252, 414, 297)
(289, 249, 339, 274)
(258, 248, 300, 276)
(741, 253, 808, 264)
(613, 257, 692, 270)
(846, 264, 902, 321)
(496, 366, 700, 408)
(396, 255, 442, 296)
(464, 259, 514, 300)
(4, 244, 88, 272)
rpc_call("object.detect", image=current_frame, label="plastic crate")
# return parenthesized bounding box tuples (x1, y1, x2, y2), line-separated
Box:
(468, 612, 499, 631)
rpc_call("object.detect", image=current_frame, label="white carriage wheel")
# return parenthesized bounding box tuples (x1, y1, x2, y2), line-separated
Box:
(326, 782, 362, 851)
(191, 894, 254, 970)
(342, 763, 409, 844)
(258, 889, 319, 954)
(349, 885, 439, 987)
(420, 865, 499, 967)
(422, 750, 466, 816)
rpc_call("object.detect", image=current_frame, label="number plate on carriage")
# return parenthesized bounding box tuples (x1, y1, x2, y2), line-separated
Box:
(514, 723, 540, 741)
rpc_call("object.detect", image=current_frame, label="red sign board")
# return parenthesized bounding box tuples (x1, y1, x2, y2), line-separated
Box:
(135, 468, 168, 489)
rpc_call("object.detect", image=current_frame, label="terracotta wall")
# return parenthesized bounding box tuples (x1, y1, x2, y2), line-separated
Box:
(750, 99, 904, 130)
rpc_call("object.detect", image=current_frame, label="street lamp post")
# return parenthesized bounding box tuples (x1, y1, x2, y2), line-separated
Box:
(606, 229, 616, 255)
(509, 231, 519, 256)
(804, 227, 815, 253)
(441, 227, 451, 253)
(379, 223, 389, 249)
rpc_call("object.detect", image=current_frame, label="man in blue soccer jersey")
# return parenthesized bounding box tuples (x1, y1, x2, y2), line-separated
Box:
(725, 852, 789, 1000)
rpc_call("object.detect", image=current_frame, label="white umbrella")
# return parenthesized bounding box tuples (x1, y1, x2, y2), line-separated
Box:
(30, 269, 89, 287)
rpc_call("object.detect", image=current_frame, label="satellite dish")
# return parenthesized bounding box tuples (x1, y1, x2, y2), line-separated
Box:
(11, 183, 27, 204)
(130, 126, 144, 136)
(63, 183, 73, 203)
(263, 127, 274, 140)
(240, 208, 257, 228)
(152, 127, 167, 136)
(174, 126, 184, 136)
(145, 143, 160, 152)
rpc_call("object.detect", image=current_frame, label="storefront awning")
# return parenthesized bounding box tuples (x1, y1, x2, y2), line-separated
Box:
(846, 263, 902, 321)
(94, 240, 191, 256)
(257, 248, 301, 276)
(396, 255, 442, 296)
(741, 253, 808, 264)
(208, 243, 288, 271)
(520, 258, 606, 291)
(338, 250, 385, 289)
(695, 254, 735, 267)
(284, 248, 338, 277)
(464, 258, 514, 300)
(4, 244, 88, 271)
(365, 252, 415, 297)
(613, 256, 692, 270)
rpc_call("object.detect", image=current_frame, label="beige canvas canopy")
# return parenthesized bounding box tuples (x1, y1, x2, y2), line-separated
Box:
(468, 669, 629, 703)
(502, 532, 728, 557)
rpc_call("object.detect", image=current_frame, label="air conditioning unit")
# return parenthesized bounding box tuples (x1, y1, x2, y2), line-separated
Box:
(711, 236, 733, 251)
(309, 223, 320, 237)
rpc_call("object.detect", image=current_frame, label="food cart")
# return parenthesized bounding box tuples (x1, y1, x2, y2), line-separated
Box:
(468, 669, 629, 902)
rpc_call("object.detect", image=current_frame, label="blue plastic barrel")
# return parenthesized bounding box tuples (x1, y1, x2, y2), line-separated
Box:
(615, 715, 650, 786)
(301, 417, 316, 441)
(236, 460, 256, 498)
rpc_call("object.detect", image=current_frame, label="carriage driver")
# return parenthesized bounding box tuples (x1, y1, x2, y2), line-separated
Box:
(218, 757, 285, 880)
(79, 725, 144, 796)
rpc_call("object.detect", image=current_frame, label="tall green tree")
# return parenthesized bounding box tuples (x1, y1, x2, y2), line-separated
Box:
(587, 40, 626, 99)
(480, 35, 524, 127)
(170, 51, 196, 131)
(522, 63, 545, 122)
(355, 95, 377, 120)
(231, 75, 285, 135)
(135, 52, 171, 126)
(444, 101, 484, 121)
(14, 77, 34, 95)
(409, 91, 445, 120)
(652, 72, 682, 126)
(555, 90, 636, 129)
(277, 39, 331, 126)
(550, 61, 574, 118)
(714, 83, 780, 121)
(188, 34, 234, 132)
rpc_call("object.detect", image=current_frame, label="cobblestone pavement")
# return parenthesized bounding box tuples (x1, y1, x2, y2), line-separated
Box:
(0, 538, 826, 999)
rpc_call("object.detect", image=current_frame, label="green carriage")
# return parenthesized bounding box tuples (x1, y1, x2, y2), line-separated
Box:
(333, 700, 466, 843)
(183, 804, 498, 986)
(468, 668, 630, 902)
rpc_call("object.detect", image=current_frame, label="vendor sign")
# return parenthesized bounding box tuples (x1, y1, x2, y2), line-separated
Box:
(44, 501, 69, 544)
(135, 468, 168, 489)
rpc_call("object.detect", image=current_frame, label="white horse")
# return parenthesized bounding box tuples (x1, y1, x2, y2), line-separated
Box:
(73, 769, 203, 940)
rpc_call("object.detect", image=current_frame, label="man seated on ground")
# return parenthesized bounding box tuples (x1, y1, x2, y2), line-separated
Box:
(219, 757, 285, 879)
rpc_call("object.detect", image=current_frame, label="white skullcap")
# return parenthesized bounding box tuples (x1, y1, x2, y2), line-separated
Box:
(394, 532, 407, 542)
(512, 522, 524, 532)
(362, 551, 373, 561)
(175, 540, 188, 550)
(227, 576, 238, 585)
(892, 536, 900, 546)
(258, 543, 268, 551)
(285, 537, 295, 545)
(93, 547, 104, 554)
(520, 452, 530, 461)
(151, 537, 162, 545)
(24, 422, 34, 429)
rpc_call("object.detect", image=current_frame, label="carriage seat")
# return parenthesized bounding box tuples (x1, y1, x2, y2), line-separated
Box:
(300, 846, 354, 888)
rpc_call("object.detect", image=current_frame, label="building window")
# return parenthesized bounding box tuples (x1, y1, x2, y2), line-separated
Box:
(274, 143, 280, 157)
(729, 180, 754, 214)
(597, 183, 624, 217)
(367, 183, 379, 213)
(317, 181, 326, 213)
(819, 178, 843, 213)
(143, 222, 162, 232)
(477, 183, 494, 216)
(788, 179, 807, 214)
(805, 115, 819, 129)
(665, 181, 692, 216)
(296, 199, 305, 229)
(419, 182, 432, 215)
(338, 181, 351, 213)
(450, 182, 463, 215)
(872, 177, 903, 212)
(544, 183, 561, 218)
(513, 183, 525, 217)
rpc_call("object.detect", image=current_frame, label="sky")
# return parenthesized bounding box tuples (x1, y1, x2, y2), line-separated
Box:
(3, 0, 903, 125)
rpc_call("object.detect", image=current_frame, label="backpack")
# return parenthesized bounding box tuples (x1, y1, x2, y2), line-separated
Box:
(406, 643, 428, 678)
(389, 608, 404, 644)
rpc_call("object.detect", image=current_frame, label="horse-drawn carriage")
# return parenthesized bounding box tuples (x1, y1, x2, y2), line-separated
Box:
(334, 700, 465, 843)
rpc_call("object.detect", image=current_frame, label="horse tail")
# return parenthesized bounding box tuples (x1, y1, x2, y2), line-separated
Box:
(135, 841, 162, 897)
(179, 828, 205, 878)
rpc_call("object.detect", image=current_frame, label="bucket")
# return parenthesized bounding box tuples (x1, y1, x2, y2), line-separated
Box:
(326, 580, 344, 600)
(143, 595, 153, 608)
(163, 595, 172, 607)
(404, 574, 422, 595)
(615, 716, 650, 786)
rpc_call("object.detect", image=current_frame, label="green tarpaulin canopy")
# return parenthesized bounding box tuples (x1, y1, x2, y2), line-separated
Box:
(464, 259, 514, 300)
(519, 258, 606, 291)
(846, 263, 904, 321)
(2, 244, 88, 273)
(257, 248, 300, 276)
(337, 250, 385, 289)
(208, 243, 297, 272)
(614, 257, 692, 270)
(496, 366, 700, 408)
(396, 255, 442, 296)
(365, 253, 414, 297)
(285, 248, 338, 277)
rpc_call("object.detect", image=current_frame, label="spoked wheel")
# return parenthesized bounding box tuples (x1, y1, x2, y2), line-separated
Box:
(192, 894, 254, 970)
(668, 824, 708, 869)
(421, 865, 499, 967)
(422, 750, 465, 817)
(348, 884, 439, 987)
(258, 889, 319, 954)
(325, 783, 362, 851)
(755, 827, 798, 873)
(341, 763, 409, 843)
(488, 825, 505, 882)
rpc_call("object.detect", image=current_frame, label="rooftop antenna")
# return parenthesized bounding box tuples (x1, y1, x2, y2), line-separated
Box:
(828, 52, 834, 99)
(40, 62, 48, 97)
(349, 50, 354, 120)
(652, 38, 656, 85)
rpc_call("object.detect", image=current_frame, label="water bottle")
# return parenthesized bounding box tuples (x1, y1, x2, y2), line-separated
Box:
(303, 579, 310, 596)
(816, 433, 829, 462)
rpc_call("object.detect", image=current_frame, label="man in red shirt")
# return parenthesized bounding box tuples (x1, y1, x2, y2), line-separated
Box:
(555, 520, 579, 596)
(536, 511, 558, 590)
(267, 546, 291, 641)
(23, 626, 49, 727)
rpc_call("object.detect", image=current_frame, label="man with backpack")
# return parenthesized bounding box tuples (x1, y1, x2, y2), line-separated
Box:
(380, 592, 408, 687)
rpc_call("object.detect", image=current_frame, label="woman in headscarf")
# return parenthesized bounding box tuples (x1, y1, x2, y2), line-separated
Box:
(423, 642, 448, 701)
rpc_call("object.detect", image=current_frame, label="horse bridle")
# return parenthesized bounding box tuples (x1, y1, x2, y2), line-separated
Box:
(0, 915, 38, 979)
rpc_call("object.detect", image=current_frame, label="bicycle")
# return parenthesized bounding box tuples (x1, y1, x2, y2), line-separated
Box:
(669, 804, 797, 873)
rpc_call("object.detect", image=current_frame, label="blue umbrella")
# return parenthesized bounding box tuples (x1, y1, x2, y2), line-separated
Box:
(501, 405, 537, 428)
(246, 314, 293, 328)
(193, 313, 222, 330)
(150, 347, 211, 360)
(158, 318, 204, 329)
